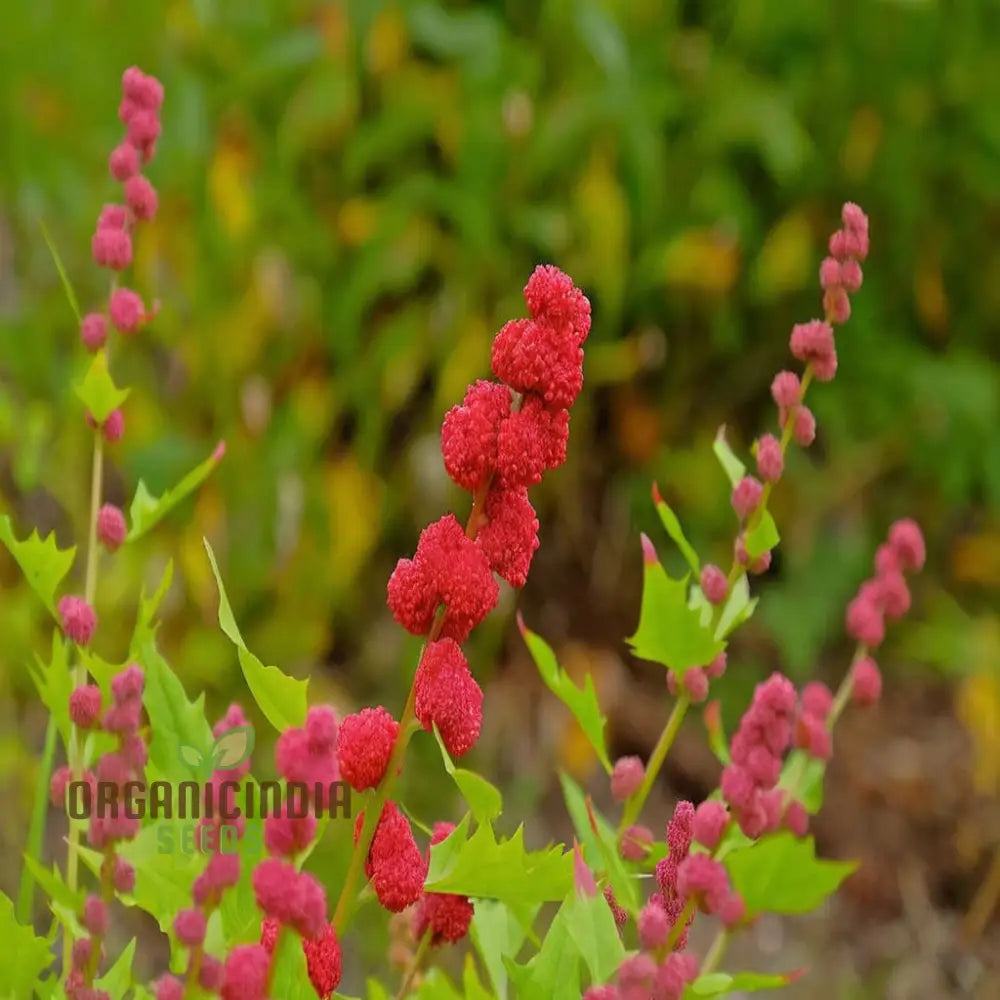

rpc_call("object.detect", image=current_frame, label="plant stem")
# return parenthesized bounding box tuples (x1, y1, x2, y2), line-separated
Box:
(699, 928, 729, 976)
(395, 927, 432, 999)
(332, 479, 493, 935)
(64, 376, 107, 973)
(663, 898, 696, 954)
(828, 643, 866, 730)
(619, 693, 691, 833)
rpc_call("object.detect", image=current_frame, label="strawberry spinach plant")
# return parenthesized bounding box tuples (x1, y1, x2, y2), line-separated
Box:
(2, 66, 923, 1000)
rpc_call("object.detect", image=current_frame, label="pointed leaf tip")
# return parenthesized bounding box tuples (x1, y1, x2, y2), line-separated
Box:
(515, 610, 528, 636)
(584, 794, 600, 836)
(212, 441, 227, 462)
(572, 841, 597, 898)
(651, 481, 663, 505)
(640, 533, 658, 566)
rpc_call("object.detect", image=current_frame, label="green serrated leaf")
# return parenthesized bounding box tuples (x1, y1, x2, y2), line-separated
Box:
(204, 539, 309, 733)
(0, 890, 55, 995)
(80, 826, 199, 933)
(427, 822, 573, 906)
(725, 832, 857, 916)
(21, 856, 84, 914)
(75, 351, 130, 424)
(520, 622, 611, 772)
(653, 493, 701, 575)
(432, 725, 502, 823)
(628, 546, 724, 674)
(94, 937, 135, 999)
(744, 509, 780, 559)
(470, 899, 540, 1000)
(504, 902, 580, 1000)
(563, 886, 625, 984)
(128, 448, 224, 542)
(0, 515, 76, 616)
(29, 631, 73, 746)
(134, 632, 213, 783)
(713, 426, 746, 486)
(558, 773, 637, 912)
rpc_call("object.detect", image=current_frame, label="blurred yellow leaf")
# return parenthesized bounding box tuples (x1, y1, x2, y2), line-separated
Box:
(915, 244, 949, 334)
(752, 209, 812, 299)
(841, 107, 883, 181)
(338, 197, 380, 247)
(324, 456, 382, 594)
(613, 390, 663, 465)
(955, 615, 1000, 796)
(660, 228, 739, 294)
(209, 136, 254, 239)
(367, 6, 408, 77)
(952, 529, 1000, 586)
(575, 147, 628, 320)
(434, 316, 491, 416)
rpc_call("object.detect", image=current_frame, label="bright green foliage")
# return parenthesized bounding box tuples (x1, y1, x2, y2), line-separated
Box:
(0, 890, 54, 997)
(29, 632, 73, 746)
(93, 937, 136, 998)
(713, 428, 746, 486)
(725, 832, 857, 916)
(136, 632, 213, 783)
(21, 856, 83, 916)
(432, 725, 503, 824)
(74, 352, 130, 424)
(426, 821, 573, 905)
(0, 515, 75, 616)
(520, 621, 611, 772)
(205, 538, 309, 732)
(470, 899, 541, 1000)
(127, 447, 224, 541)
(744, 509, 780, 559)
(653, 493, 701, 575)
(628, 554, 725, 674)
(559, 773, 637, 912)
(270, 929, 315, 999)
(684, 970, 801, 996)
(563, 886, 625, 985)
(504, 903, 580, 1000)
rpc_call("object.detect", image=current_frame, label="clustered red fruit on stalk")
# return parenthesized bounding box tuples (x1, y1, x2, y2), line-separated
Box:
(56, 65, 167, 639)
(326, 267, 590, 947)
(52, 665, 148, 998)
(589, 206, 927, 999)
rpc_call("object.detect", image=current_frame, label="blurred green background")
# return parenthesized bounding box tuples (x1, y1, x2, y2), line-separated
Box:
(1, 0, 999, 994)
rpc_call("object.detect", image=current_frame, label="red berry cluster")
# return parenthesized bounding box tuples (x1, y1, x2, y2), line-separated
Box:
(331, 268, 589, 936)
(844, 518, 926, 702)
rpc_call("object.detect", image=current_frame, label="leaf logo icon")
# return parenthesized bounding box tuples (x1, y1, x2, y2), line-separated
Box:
(178, 745, 206, 769)
(211, 725, 255, 771)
